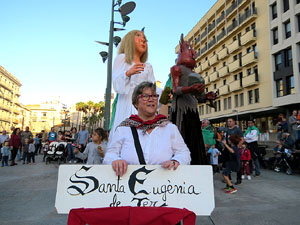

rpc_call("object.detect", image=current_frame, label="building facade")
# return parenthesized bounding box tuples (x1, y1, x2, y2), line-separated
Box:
(179, 0, 290, 136)
(0, 66, 22, 132)
(269, 0, 300, 108)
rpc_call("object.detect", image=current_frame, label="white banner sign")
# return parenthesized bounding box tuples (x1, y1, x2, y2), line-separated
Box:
(55, 165, 215, 215)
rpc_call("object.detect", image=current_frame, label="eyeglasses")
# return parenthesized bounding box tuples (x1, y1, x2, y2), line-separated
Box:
(138, 94, 159, 101)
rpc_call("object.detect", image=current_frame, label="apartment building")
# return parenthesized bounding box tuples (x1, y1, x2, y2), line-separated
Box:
(180, 0, 279, 132)
(0, 66, 22, 132)
(269, 0, 300, 108)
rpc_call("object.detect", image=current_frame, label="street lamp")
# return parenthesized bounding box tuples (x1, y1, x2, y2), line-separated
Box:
(96, 0, 136, 131)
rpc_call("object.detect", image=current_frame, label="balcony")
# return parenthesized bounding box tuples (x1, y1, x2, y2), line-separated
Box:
(243, 73, 259, 87)
(201, 45, 207, 54)
(241, 29, 256, 46)
(195, 36, 201, 45)
(200, 29, 207, 40)
(242, 51, 258, 67)
(209, 71, 219, 82)
(226, 1, 237, 16)
(202, 60, 210, 71)
(13, 108, 20, 115)
(208, 38, 216, 49)
(217, 29, 226, 42)
(239, 7, 257, 25)
(204, 76, 210, 85)
(209, 54, 218, 66)
(3, 93, 12, 101)
(230, 80, 242, 92)
(218, 47, 229, 60)
(228, 39, 240, 54)
(216, 12, 225, 26)
(195, 65, 202, 73)
(228, 60, 241, 73)
(219, 85, 230, 95)
(219, 66, 230, 78)
(208, 21, 215, 34)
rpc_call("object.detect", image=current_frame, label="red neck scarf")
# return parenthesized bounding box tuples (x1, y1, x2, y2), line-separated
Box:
(119, 114, 170, 134)
(129, 114, 167, 128)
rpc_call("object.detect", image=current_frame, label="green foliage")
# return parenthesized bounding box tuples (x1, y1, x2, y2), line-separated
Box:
(76, 101, 105, 131)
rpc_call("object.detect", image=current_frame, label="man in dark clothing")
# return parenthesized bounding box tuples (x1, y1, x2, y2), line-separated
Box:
(225, 118, 243, 185)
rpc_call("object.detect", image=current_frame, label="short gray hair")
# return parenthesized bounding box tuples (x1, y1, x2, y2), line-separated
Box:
(202, 119, 210, 125)
(132, 82, 156, 107)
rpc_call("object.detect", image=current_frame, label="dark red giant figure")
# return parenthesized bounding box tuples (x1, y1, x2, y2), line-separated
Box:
(170, 34, 216, 165)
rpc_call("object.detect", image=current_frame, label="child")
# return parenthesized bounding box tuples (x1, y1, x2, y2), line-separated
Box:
(43, 141, 49, 162)
(28, 139, 35, 164)
(208, 144, 221, 173)
(222, 134, 241, 194)
(240, 142, 251, 180)
(74, 128, 107, 165)
(1, 141, 11, 167)
(22, 138, 29, 164)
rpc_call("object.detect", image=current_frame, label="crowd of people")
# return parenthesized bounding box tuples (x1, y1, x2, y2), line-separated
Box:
(1, 29, 300, 203)
(201, 117, 262, 194)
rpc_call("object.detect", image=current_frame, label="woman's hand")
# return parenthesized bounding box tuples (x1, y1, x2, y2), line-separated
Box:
(126, 63, 145, 77)
(162, 160, 180, 170)
(112, 160, 128, 177)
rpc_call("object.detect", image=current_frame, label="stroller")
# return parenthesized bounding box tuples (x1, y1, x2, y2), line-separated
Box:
(274, 148, 293, 175)
(45, 142, 67, 164)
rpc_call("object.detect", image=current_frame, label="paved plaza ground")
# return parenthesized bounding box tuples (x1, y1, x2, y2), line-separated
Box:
(0, 155, 300, 225)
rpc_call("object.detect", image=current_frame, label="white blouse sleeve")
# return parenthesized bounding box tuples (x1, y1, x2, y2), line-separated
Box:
(146, 64, 156, 83)
(103, 128, 123, 164)
(170, 124, 191, 165)
(112, 54, 131, 95)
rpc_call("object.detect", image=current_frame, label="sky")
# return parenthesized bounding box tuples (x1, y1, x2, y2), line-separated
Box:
(0, 0, 217, 107)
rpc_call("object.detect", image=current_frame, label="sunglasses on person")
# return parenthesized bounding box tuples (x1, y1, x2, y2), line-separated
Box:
(138, 94, 159, 101)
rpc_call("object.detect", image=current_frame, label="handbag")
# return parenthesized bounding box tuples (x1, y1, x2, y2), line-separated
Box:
(130, 127, 146, 165)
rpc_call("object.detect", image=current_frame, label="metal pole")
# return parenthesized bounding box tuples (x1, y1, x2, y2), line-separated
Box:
(104, 0, 115, 131)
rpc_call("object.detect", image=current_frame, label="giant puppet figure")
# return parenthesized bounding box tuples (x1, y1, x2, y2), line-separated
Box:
(170, 34, 216, 165)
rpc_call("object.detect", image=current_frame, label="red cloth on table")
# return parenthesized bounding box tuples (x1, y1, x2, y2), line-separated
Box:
(68, 206, 196, 225)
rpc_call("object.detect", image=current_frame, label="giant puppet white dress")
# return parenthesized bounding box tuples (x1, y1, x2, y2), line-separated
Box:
(109, 53, 156, 138)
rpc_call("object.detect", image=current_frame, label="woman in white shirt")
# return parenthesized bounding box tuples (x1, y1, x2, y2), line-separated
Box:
(104, 82, 191, 176)
(109, 30, 156, 138)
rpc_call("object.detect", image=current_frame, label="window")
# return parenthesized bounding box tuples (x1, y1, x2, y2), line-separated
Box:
(224, 98, 228, 110)
(217, 100, 221, 112)
(234, 74, 238, 80)
(223, 79, 227, 85)
(284, 20, 291, 38)
(273, 27, 278, 45)
(214, 84, 217, 89)
(297, 14, 300, 32)
(240, 93, 244, 106)
(42, 112, 47, 117)
(234, 94, 239, 107)
(283, 0, 289, 12)
(246, 27, 250, 32)
(228, 97, 232, 109)
(223, 62, 226, 66)
(248, 90, 253, 104)
(285, 48, 292, 67)
(246, 47, 251, 53)
(254, 88, 259, 103)
(276, 79, 284, 97)
(247, 68, 252, 75)
(253, 44, 257, 57)
(287, 75, 295, 95)
(233, 55, 238, 61)
(254, 66, 258, 80)
(274, 52, 282, 70)
(297, 0, 300, 4)
(271, 3, 277, 19)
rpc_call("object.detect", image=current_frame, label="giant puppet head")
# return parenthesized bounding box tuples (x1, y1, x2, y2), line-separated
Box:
(176, 34, 197, 69)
